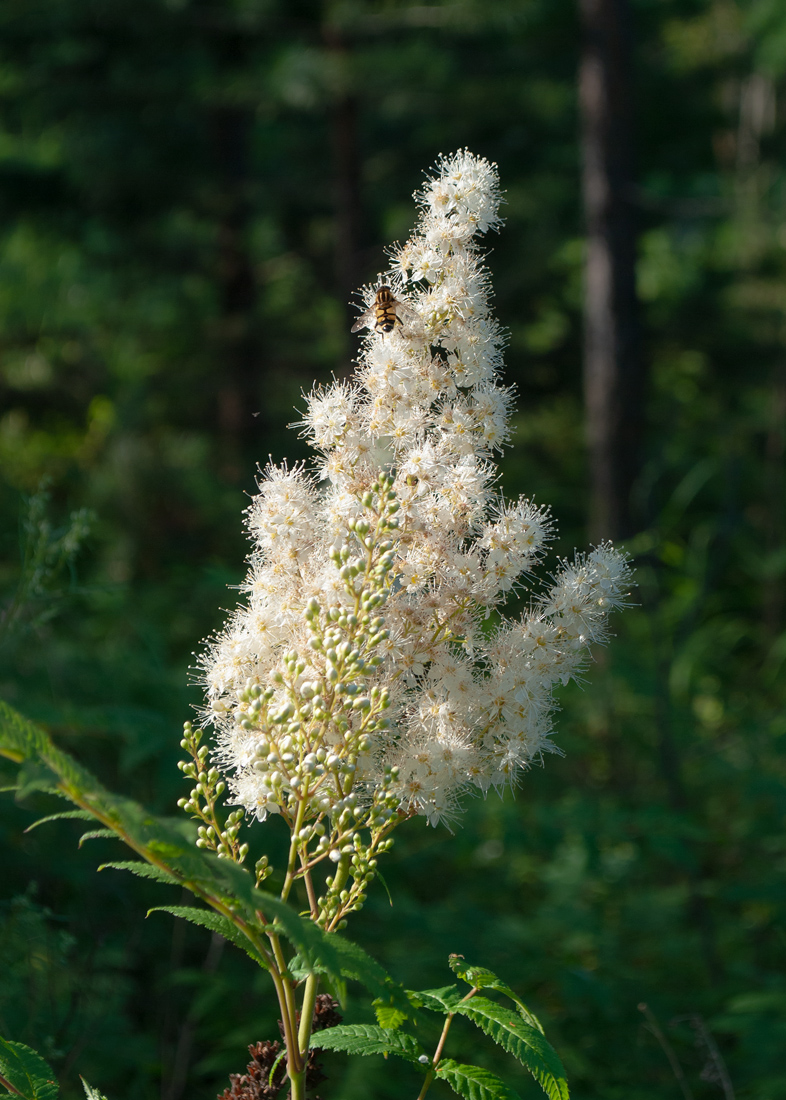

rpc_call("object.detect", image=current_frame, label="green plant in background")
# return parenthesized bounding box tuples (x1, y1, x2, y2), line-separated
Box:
(0, 483, 92, 648)
(0, 153, 631, 1100)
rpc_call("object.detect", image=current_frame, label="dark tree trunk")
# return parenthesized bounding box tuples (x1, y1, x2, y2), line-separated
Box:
(323, 23, 363, 341)
(763, 365, 786, 635)
(578, 0, 643, 542)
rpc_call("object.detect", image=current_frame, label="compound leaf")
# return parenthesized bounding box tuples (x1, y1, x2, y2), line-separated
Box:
(448, 959, 544, 1034)
(436, 1060, 522, 1100)
(0, 699, 410, 1001)
(454, 997, 568, 1100)
(148, 906, 270, 969)
(98, 861, 179, 885)
(374, 1003, 408, 1030)
(0, 700, 338, 983)
(25, 811, 94, 833)
(311, 1024, 423, 1064)
(78, 829, 118, 845)
(0, 1037, 58, 1100)
(80, 1080, 108, 1100)
(327, 935, 410, 1018)
(408, 985, 462, 1014)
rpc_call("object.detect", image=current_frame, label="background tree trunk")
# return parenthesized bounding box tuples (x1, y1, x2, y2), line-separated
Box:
(579, 0, 643, 542)
(212, 101, 260, 481)
(323, 22, 363, 343)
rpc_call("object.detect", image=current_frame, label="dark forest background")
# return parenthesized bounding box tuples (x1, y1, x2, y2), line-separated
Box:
(2, 1, 786, 1098)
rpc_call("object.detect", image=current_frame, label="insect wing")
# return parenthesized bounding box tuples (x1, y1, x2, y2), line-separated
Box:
(351, 303, 377, 333)
(393, 298, 420, 329)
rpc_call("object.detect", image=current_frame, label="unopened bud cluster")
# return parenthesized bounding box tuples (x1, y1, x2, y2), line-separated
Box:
(194, 151, 632, 915)
(177, 721, 248, 863)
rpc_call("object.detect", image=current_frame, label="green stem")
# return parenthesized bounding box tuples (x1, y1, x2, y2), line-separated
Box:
(416, 1067, 436, 1100)
(301, 854, 319, 919)
(281, 796, 308, 902)
(266, 930, 301, 1076)
(416, 987, 478, 1100)
(288, 1066, 307, 1100)
(415, 1017, 452, 1100)
(326, 854, 352, 930)
(268, 965, 299, 1075)
(298, 971, 321, 1058)
(287, 928, 318, 1100)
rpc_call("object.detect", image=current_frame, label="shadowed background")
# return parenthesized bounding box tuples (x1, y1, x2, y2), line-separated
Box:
(1, 1, 785, 1098)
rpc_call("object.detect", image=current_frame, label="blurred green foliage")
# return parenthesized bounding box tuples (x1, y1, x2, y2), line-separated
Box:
(1, 0, 786, 1099)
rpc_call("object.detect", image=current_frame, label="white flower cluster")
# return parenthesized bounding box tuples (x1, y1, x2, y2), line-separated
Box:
(199, 150, 631, 836)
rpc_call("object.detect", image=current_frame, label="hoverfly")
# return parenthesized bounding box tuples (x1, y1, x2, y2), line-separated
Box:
(351, 285, 418, 335)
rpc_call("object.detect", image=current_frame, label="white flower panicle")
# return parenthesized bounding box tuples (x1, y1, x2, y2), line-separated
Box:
(196, 150, 631, 896)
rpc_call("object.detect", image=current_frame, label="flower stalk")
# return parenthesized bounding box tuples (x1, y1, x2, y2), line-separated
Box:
(182, 148, 632, 1099)
(416, 986, 480, 1100)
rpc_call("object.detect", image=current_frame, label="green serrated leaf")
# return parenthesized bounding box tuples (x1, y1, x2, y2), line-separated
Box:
(15, 760, 58, 801)
(454, 997, 568, 1100)
(258, 897, 343, 984)
(326, 935, 410, 1018)
(286, 954, 346, 1007)
(78, 829, 118, 845)
(436, 1059, 522, 1100)
(80, 1078, 108, 1100)
(287, 954, 328, 981)
(98, 861, 179, 885)
(0, 699, 413, 1002)
(25, 811, 95, 833)
(407, 985, 462, 1014)
(0, 1037, 59, 1100)
(147, 906, 270, 970)
(448, 955, 470, 977)
(374, 1003, 407, 1030)
(0, 699, 342, 986)
(447, 960, 544, 1034)
(310, 1024, 423, 1063)
(449, 959, 506, 990)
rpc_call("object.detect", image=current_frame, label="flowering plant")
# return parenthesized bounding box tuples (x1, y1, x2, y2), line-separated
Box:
(0, 151, 630, 1100)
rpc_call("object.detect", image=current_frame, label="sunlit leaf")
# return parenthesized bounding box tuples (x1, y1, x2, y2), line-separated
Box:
(0, 1037, 58, 1100)
(436, 1059, 522, 1100)
(310, 1024, 423, 1063)
(448, 958, 545, 1033)
(454, 997, 568, 1100)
